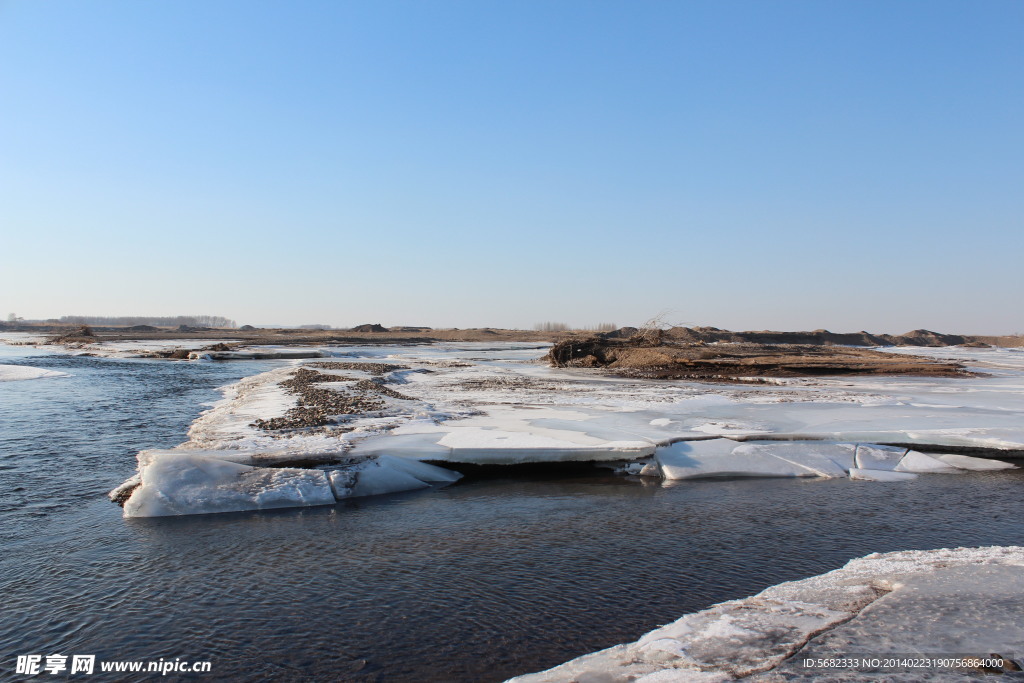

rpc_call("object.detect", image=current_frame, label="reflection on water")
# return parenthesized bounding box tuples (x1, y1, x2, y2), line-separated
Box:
(1, 352, 1023, 682)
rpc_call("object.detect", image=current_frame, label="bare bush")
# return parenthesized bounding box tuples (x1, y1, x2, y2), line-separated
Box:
(635, 311, 687, 345)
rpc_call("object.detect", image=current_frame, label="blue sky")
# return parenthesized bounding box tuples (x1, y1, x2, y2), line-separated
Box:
(2, 1, 1021, 332)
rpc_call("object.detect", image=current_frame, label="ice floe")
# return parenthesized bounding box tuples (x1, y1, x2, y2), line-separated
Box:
(374, 454, 464, 483)
(122, 453, 337, 517)
(0, 364, 69, 382)
(732, 441, 853, 477)
(117, 450, 464, 517)
(656, 440, 822, 480)
(506, 545, 1024, 682)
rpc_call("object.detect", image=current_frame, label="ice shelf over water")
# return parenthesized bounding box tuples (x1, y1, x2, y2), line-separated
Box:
(112, 343, 1022, 517)
(506, 546, 1024, 682)
(119, 451, 463, 517)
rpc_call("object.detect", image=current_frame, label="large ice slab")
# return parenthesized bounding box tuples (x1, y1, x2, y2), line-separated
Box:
(351, 405, 658, 465)
(935, 453, 1018, 471)
(119, 450, 463, 517)
(656, 440, 822, 480)
(853, 444, 907, 470)
(123, 453, 336, 517)
(346, 463, 430, 497)
(375, 454, 463, 483)
(732, 441, 854, 477)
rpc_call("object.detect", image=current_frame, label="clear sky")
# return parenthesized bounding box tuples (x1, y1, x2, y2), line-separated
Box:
(1, 1, 1021, 333)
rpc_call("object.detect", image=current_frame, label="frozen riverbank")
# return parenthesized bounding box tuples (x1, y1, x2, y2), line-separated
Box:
(111, 343, 1023, 517)
(508, 545, 1024, 681)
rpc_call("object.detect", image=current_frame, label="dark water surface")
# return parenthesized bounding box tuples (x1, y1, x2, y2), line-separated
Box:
(2, 352, 1023, 682)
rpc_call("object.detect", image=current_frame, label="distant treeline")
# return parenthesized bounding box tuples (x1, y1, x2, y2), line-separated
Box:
(534, 322, 617, 332)
(59, 315, 237, 328)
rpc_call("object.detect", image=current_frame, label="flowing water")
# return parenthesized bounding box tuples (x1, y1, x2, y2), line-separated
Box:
(2, 347, 1023, 681)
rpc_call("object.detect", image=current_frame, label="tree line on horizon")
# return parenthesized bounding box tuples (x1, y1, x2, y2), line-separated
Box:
(59, 315, 237, 328)
(534, 322, 618, 332)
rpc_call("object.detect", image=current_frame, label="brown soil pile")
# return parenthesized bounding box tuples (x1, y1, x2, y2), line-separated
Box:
(307, 361, 410, 375)
(548, 338, 972, 381)
(45, 325, 96, 344)
(654, 327, 973, 347)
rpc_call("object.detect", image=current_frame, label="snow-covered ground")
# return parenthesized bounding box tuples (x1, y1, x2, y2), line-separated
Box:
(506, 545, 1024, 682)
(109, 343, 1024, 517)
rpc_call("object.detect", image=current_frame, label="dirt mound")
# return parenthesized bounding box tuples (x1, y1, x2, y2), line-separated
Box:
(350, 323, 388, 333)
(890, 329, 967, 346)
(47, 325, 96, 344)
(660, 327, 894, 346)
(547, 338, 969, 381)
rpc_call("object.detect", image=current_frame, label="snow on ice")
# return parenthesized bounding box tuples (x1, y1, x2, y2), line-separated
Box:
(111, 343, 1021, 517)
